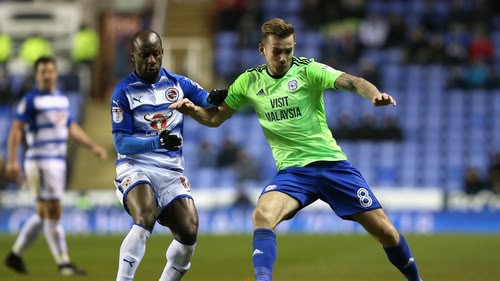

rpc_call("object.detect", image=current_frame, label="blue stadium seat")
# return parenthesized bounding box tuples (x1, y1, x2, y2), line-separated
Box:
(215, 31, 239, 48)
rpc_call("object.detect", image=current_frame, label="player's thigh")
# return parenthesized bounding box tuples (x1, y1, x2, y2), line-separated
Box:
(126, 183, 158, 227)
(253, 191, 300, 229)
(158, 197, 198, 243)
(25, 160, 66, 200)
(351, 208, 399, 246)
(36, 199, 62, 219)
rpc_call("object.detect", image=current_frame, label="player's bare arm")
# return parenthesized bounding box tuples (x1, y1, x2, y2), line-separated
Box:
(69, 123, 108, 160)
(170, 98, 235, 127)
(334, 73, 396, 107)
(4, 120, 24, 182)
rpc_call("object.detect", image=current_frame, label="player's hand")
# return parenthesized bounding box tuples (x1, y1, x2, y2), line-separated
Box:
(4, 161, 22, 183)
(169, 98, 196, 115)
(158, 130, 182, 151)
(92, 145, 108, 160)
(207, 89, 228, 106)
(372, 93, 396, 107)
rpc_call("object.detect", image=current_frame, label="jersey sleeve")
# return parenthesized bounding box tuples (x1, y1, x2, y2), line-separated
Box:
(110, 85, 134, 134)
(177, 76, 212, 108)
(15, 94, 33, 123)
(307, 61, 344, 90)
(225, 72, 249, 110)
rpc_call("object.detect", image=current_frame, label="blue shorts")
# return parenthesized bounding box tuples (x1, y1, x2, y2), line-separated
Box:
(262, 160, 382, 220)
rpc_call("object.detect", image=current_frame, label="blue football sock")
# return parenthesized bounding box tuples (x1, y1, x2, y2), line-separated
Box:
(253, 228, 277, 281)
(384, 233, 422, 281)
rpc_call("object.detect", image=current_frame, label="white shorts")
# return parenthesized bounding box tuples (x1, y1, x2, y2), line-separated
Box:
(114, 163, 192, 216)
(24, 159, 66, 200)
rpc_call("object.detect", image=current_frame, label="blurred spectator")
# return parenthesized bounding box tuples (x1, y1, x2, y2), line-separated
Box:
(353, 112, 378, 141)
(378, 115, 403, 141)
(463, 167, 490, 195)
(444, 24, 469, 65)
(235, 149, 261, 185)
(72, 24, 100, 66)
(19, 34, 53, 67)
(301, 0, 325, 30)
(215, 0, 244, 31)
(216, 136, 240, 168)
(340, 0, 365, 19)
(420, 0, 449, 33)
(358, 13, 388, 49)
(467, 26, 494, 63)
(488, 152, 500, 194)
(404, 26, 428, 64)
(0, 29, 12, 67)
(425, 34, 448, 65)
(0, 67, 14, 105)
(330, 112, 355, 140)
(385, 13, 407, 48)
(448, 0, 474, 29)
(321, 27, 363, 68)
(462, 58, 493, 89)
(237, 13, 260, 48)
(358, 60, 380, 87)
(197, 139, 217, 167)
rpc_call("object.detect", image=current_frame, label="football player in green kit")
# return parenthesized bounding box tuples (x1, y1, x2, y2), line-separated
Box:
(170, 18, 423, 281)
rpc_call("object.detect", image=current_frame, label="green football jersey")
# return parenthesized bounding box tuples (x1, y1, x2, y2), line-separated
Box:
(225, 57, 348, 171)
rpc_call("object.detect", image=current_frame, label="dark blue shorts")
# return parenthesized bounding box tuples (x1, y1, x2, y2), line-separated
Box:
(262, 160, 382, 220)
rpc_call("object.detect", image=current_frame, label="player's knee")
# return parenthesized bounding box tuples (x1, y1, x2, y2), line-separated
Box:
(375, 224, 399, 247)
(252, 207, 275, 228)
(133, 208, 157, 229)
(176, 224, 198, 245)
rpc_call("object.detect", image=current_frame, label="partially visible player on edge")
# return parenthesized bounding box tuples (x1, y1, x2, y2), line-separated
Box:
(110, 30, 227, 281)
(4, 56, 108, 275)
(170, 18, 423, 281)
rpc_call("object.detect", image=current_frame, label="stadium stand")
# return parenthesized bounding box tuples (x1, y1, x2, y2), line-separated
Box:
(184, 0, 500, 192)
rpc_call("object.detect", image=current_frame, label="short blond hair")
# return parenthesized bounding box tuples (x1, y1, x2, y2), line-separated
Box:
(261, 18, 295, 42)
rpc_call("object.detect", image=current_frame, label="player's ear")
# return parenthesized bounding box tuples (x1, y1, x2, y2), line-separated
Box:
(130, 52, 135, 61)
(258, 43, 264, 56)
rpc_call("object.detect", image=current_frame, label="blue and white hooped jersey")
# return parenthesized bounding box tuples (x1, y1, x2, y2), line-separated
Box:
(15, 89, 74, 161)
(110, 68, 211, 170)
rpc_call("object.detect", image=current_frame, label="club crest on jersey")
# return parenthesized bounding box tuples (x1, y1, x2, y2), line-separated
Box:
(144, 111, 173, 130)
(112, 107, 124, 123)
(165, 87, 179, 102)
(288, 79, 298, 92)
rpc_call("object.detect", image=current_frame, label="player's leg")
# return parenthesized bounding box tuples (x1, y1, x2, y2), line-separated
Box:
(320, 160, 423, 281)
(5, 160, 44, 274)
(157, 197, 198, 281)
(252, 191, 301, 281)
(5, 211, 43, 274)
(116, 183, 158, 281)
(37, 160, 85, 275)
(352, 209, 423, 281)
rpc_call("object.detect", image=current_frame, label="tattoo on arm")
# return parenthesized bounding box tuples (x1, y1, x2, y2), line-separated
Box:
(334, 73, 380, 99)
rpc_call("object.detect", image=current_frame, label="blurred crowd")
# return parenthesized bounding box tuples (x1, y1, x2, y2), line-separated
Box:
(1, 0, 500, 197)
(215, 0, 500, 91)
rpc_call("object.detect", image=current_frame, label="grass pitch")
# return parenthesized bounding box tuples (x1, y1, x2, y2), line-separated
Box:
(0, 234, 498, 281)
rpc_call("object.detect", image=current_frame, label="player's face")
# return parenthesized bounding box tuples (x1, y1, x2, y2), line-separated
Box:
(260, 34, 295, 76)
(132, 40, 163, 83)
(35, 62, 58, 92)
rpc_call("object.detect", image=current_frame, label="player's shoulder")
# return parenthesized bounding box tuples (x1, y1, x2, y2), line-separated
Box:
(292, 56, 315, 67)
(22, 89, 40, 102)
(244, 63, 268, 74)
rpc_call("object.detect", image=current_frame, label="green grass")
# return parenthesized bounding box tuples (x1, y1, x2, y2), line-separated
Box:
(0, 234, 498, 281)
